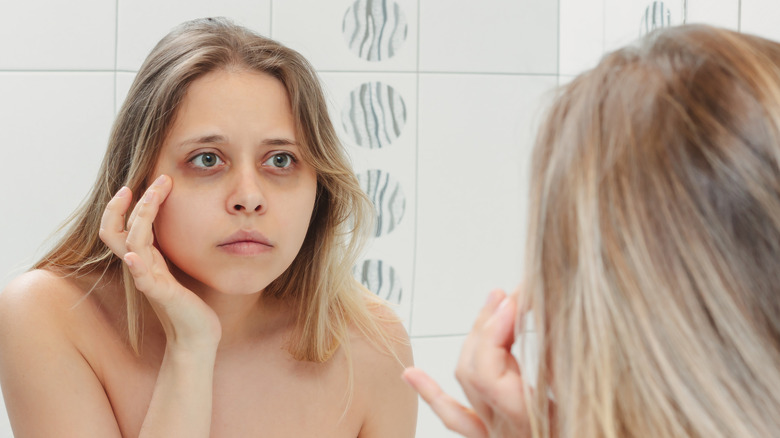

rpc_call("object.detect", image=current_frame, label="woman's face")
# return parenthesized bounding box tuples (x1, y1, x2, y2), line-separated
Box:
(151, 68, 317, 295)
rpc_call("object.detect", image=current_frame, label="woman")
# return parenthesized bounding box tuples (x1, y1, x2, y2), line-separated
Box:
(0, 17, 416, 437)
(405, 24, 780, 438)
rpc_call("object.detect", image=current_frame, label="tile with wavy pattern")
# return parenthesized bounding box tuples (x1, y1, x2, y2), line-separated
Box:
(341, 81, 407, 149)
(342, 0, 408, 61)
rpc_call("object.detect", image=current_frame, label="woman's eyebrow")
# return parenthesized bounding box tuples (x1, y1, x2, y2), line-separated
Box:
(176, 135, 298, 148)
(261, 138, 299, 147)
(177, 134, 227, 149)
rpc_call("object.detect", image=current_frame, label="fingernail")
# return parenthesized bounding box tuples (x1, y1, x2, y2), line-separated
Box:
(485, 289, 502, 307)
(115, 186, 130, 198)
(143, 190, 155, 204)
(123, 254, 134, 268)
(496, 297, 511, 313)
(152, 174, 166, 186)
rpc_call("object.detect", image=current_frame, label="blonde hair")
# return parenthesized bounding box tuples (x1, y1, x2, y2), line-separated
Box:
(524, 25, 780, 438)
(36, 17, 396, 363)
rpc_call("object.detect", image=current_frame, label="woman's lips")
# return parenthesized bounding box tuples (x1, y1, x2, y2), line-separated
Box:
(217, 230, 273, 255)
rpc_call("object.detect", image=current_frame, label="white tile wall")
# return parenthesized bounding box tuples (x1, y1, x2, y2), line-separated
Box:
(741, 0, 780, 41)
(559, 0, 605, 76)
(0, 73, 114, 288)
(0, 1, 763, 437)
(411, 336, 469, 438)
(419, 0, 558, 74)
(687, 0, 739, 29)
(0, 0, 115, 70)
(413, 73, 556, 337)
(116, 0, 272, 71)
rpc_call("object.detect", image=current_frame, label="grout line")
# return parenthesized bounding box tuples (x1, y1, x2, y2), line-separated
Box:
(316, 70, 558, 76)
(269, 0, 273, 38)
(0, 69, 558, 77)
(113, 0, 119, 115)
(409, 0, 421, 337)
(556, 0, 561, 87)
(410, 333, 469, 340)
(738, 0, 742, 31)
(0, 69, 119, 73)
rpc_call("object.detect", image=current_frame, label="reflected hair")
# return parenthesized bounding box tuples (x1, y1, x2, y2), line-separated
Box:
(36, 17, 396, 364)
(523, 25, 780, 438)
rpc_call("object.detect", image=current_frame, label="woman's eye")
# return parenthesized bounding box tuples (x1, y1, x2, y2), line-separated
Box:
(264, 153, 294, 169)
(190, 152, 223, 168)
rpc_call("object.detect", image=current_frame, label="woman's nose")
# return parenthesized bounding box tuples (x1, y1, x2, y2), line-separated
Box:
(227, 170, 266, 214)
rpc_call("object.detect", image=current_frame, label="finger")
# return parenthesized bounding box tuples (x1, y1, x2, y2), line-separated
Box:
(126, 174, 171, 230)
(472, 289, 506, 331)
(125, 175, 171, 259)
(459, 289, 508, 370)
(99, 186, 132, 257)
(123, 252, 156, 296)
(469, 296, 528, 415)
(470, 296, 519, 385)
(402, 368, 488, 438)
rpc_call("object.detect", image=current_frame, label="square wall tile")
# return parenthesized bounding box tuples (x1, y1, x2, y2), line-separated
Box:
(320, 72, 418, 328)
(115, 72, 138, 115)
(116, 0, 272, 71)
(411, 336, 468, 438)
(559, 0, 605, 76)
(686, 0, 738, 29)
(412, 73, 557, 337)
(741, 0, 780, 42)
(0, 0, 115, 70)
(604, 0, 686, 53)
(420, 0, 558, 74)
(0, 73, 114, 289)
(0, 394, 8, 438)
(274, 0, 418, 71)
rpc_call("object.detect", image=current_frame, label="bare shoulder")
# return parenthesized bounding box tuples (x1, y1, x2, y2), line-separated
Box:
(351, 298, 418, 438)
(0, 269, 87, 328)
(0, 269, 123, 436)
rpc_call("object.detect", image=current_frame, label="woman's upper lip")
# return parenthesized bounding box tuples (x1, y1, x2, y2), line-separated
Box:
(218, 230, 273, 247)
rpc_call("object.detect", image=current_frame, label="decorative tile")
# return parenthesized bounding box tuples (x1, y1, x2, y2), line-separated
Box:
(357, 169, 407, 237)
(342, 0, 409, 62)
(353, 259, 404, 304)
(319, 72, 416, 326)
(341, 81, 408, 149)
(273, 0, 417, 71)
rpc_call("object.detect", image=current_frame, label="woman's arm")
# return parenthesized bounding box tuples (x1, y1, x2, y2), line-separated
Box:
(100, 175, 222, 437)
(402, 290, 533, 438)
(0, 272, 124, 437)
(358, 315, 418, 438)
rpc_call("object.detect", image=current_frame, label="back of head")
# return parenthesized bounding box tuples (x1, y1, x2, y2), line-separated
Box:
(525, 24, 780, 438)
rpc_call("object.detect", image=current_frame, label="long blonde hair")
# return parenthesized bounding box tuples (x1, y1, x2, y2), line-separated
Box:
(524, 25, 780, 438)
(36, 17, 395, 363)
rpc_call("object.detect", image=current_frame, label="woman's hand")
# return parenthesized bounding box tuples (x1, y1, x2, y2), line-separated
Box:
(403, 289, 532, 438)
(99, 175, 222, 350)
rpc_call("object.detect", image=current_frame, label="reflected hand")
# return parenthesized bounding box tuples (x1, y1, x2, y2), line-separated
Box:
(99, 175, 222, 350)
(403, 289, 531, 438)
